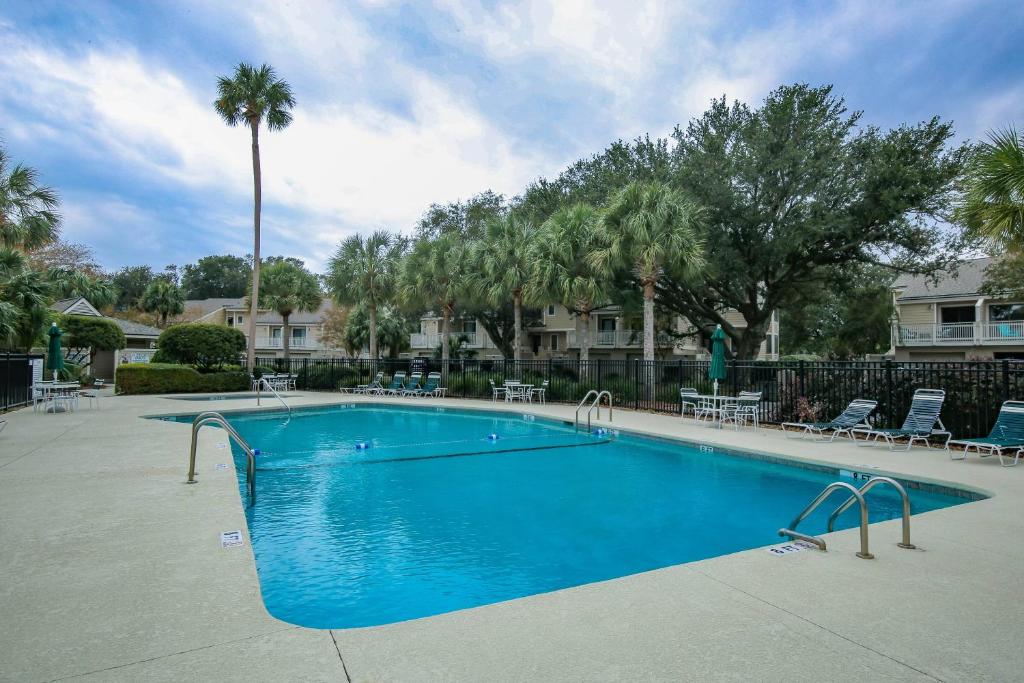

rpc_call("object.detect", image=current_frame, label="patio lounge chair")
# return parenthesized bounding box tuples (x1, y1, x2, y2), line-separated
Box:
(400, 372, 423, 396)
(852, 389, 950, 450)
(353, 372, 384, 395)
(947, 400, 1024, 467)
(414, 372, 444, 397)
(530, 380, 549, 403)
(781, 399, 877, 441)
(382, 371, 407, 396)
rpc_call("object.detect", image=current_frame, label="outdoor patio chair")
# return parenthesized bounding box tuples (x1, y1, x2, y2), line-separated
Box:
(852, 388, 949, 450)
(781, 399, 877, 441)
(720, 391, 762, 430)
(400, 372, 423, 396)
(530, 380, 549, 403)
(415, 372, 443, 397)
(78, 388, 101, 410)
(353, 372, 384, 395)
(679, 387, 700, 418)
(947, 400, 1024, 467)
(382, 371, 407, 396)
(489, 379, 508, 402)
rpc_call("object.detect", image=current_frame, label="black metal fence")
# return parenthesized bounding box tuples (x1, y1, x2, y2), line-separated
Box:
(256, 357, 1024, 439)
(1, 353, 42, 412)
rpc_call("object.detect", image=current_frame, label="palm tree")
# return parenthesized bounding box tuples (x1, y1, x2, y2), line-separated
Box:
(528, 203, 610, 362)
(475, 214, 535, 360)
(0, 147, 61, 250)
(399, 234, 468, 365)
(141, 278, 185, 327)
(595, 181, 704, 362)
(959, 127, 1024, 251)
(214, 63, 295, 371)
(47, 268, 116, 309)
(327, 230, 401, 359)
(256, 259, 322, 362)
(0, 247, 50, 350)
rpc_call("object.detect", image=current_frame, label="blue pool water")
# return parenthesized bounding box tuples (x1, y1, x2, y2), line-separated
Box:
(182, 404, 973, 629)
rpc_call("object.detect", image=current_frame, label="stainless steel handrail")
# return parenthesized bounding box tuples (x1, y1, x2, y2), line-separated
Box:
(187, 411, 257, 504)
(256, 376, 291, 420)
(779, 481, 873, 558)
(827, 476, 915, 549)
(585, 390, 613, 432)
(575, 390, 600, 431)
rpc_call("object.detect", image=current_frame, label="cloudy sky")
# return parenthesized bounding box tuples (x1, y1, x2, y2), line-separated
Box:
(1, 0, 1021, 272)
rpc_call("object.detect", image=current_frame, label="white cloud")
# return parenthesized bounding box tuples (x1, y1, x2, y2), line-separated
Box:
(0, 28, 554, 269)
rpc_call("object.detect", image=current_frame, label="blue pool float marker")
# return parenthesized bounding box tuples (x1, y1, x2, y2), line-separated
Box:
(253, 448, 260, 456)
(594, 428, 607, 437)
(487, 433, 499, 441)
(355, 441, 370, 450)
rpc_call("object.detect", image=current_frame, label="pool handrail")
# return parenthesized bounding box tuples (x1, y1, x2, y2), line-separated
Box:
(576, 390, 613, 432)
(826, 476, 915, 549)
(187, 411, 257, 505)
(256, 376, 291, 420)
(779, 481, 873, 559)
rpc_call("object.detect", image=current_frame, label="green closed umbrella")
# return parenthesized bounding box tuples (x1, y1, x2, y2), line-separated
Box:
(708, 324, 727, 395)
(47, 322, 65, 381)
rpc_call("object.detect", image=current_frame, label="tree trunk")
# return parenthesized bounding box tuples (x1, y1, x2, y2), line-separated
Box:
(246, 120, 262, 373)
(579, 310, 590, 362)
(368, 302, 378, 359)
(282, 312, 290, 362)
(642, 280, 656, 362)
(440, 303, 451, 365)
(733, 322, 769, 360)
(512, 290, 522, 361)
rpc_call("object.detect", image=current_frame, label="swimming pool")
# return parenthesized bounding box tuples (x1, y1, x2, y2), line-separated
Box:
(185, 404, 974, 629)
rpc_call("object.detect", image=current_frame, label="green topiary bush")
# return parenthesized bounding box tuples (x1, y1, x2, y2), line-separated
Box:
(156, 324, 246, 371)
(115, 363, 249, 394)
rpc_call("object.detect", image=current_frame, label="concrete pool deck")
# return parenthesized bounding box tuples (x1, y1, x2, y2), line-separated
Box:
(1, 391, 1022, 682)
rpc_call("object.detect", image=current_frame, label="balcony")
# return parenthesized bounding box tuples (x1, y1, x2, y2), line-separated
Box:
(247, 336, 321, 350)
(895, 321, 1024, 346)
(409, 332, 495, 349)
(566, 330, 674, 348)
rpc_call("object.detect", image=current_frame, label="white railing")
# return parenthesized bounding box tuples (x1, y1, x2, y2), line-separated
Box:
(248, 336, 318, 350)
(567, 330, 673, 348)
(409, 332, 494, 349)
(895, 321, 1024, 346)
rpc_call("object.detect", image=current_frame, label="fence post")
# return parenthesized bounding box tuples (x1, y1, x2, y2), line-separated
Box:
(633, 359, 640, 410)
(798, 360, 805, 398)
(1002, 359, 1011, 404)
(885, 359, 895, 428)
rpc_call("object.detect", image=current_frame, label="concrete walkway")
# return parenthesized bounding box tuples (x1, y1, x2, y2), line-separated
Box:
(1, 392, 1021, 682)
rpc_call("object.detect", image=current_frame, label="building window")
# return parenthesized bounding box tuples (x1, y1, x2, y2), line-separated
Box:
(227, 316, 233, 326)
(550, 334, 558, 351)
(462, 319, 477, 334)
(990, 304, 1024, 321)
(292, 327, 306, 339)
(547, 305, 556, 316)
(941, 306, 975, 324)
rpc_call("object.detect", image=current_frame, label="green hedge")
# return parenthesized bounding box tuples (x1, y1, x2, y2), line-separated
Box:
(115, 363, 249, 394)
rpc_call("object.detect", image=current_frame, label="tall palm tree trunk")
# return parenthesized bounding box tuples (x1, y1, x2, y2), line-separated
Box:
(642, 280, 655, 362)
(578, 310, 590, 362)
(246, 120, 262, 372)
(282, 313, 290, 362)
(368, 302, 378, 359)
(512, 290, 522, 361)
(440, 302, 451, 368)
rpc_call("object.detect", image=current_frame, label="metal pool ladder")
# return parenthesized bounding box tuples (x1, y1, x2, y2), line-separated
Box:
(187, 411, 257, 505)
(575, 390, 612, 432)
(778, 476, 916, 559)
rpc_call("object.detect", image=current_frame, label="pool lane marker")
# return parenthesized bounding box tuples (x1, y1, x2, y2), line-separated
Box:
(220, 530, 244, 548)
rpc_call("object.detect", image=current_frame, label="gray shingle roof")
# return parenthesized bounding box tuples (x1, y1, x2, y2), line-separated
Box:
(107, 317, 162, 338)
(892, 257, 993, 300)
(183, 297, 334, 325)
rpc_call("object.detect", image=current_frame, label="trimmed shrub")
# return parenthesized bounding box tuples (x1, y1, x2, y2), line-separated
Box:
(156, 324, 245, 371)
(116, 363, 249, 394)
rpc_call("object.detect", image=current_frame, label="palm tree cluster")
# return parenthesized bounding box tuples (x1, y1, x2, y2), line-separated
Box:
(326, 180, 704, 362)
